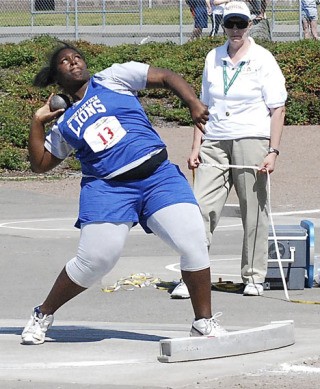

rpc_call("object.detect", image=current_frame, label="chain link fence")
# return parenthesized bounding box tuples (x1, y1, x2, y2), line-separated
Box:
(0, 1, 317, 45)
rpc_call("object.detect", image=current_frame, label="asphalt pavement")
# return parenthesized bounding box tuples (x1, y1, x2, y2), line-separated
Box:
(0, 178, 320, 388)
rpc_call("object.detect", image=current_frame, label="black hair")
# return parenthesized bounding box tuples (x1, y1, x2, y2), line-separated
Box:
(33, 41, 86, 88)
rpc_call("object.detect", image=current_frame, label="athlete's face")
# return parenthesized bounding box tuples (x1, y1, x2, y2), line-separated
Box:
(55, 48, 90, 90)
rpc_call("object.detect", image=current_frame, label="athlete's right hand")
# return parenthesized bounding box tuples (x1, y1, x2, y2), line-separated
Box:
(33, 94, 65, 125)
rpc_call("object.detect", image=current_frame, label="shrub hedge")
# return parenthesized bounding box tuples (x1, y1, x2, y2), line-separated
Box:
(0, 35, 319, 171)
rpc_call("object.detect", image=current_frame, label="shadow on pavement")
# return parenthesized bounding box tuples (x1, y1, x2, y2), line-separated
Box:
(0, 326, 168, 343)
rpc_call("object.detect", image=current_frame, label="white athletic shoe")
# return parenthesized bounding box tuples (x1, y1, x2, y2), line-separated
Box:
(243, 283, 264, 296)
(21, 307, 54, 345)
(171, 281, 190, 299)
(190, 313, 228, 337)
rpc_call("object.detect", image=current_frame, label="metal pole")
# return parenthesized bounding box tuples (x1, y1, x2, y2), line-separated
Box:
(179, 0, 183, 45)
(299, 0, 303, 40)
(139, 0, 143, 31)
(31, 0, 34, 32)
(102, 0, 106, 31)
(75, 0, 79, 40)
(270, 0, 275, 41)
(66, 0, 70, 31)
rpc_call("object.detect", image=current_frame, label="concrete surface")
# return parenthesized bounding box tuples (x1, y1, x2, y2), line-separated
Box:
(0, 22, 312, 44)
(1, 126, 320, 388)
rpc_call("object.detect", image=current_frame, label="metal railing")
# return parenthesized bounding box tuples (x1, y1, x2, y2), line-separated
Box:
(0, 1, 318, 45)
(269, 3, 303, 40)
(30, 0, 144, 39)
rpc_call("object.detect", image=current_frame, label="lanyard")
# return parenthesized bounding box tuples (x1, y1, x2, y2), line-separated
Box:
(223, 60, 245, 96)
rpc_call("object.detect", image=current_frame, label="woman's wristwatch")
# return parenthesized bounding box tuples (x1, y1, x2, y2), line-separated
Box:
(268, 147, 279, 156)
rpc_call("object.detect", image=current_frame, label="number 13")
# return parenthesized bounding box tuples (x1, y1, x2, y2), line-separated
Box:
(97, 126, 114, 145)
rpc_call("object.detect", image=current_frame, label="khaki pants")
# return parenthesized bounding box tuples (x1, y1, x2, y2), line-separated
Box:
(194, 138, 269, 284)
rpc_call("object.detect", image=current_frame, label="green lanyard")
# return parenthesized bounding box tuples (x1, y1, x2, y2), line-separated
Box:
(223, 60, 245, 96)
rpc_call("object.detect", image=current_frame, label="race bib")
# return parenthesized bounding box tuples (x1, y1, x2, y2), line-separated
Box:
(83, 116, 126, 153)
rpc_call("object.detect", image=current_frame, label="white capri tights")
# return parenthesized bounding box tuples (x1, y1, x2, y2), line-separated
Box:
(66, 203, 210, 288)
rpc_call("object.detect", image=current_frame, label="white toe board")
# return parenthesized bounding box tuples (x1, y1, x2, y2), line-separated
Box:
(158, 320, 295, 363)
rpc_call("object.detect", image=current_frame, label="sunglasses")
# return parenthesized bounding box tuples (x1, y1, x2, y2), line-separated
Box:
(224, 20, 249, 29)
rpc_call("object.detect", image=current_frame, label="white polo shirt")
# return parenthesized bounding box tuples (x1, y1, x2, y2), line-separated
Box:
(201, 37, 287, 140)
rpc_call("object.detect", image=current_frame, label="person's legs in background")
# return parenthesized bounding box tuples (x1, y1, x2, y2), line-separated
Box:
(214, 14, 223, 35)
(209, 12, 214, 36)
(310, 19, 319, 40)
(194, 140, 233, 247)
(302, 6, 319, 40)
(302, 17, 312, 39)
(190, 3, 209, 40)
(232, 138, 269, 296)
(209, 13, 223, 37)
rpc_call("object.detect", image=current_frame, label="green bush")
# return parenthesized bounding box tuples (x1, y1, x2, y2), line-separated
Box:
(0, 35, 319, 172)
(0, 96, 33, 147)
(0, 144, 28, 171)
(0, 44, 36, 68)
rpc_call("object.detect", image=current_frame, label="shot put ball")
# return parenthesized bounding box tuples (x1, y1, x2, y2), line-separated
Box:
(49, 94, 71, 111)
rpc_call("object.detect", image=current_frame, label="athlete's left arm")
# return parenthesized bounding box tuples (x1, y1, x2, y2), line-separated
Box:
(146, 66, 209, 132)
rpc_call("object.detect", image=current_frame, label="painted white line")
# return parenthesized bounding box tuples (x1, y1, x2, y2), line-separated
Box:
(0, 218, 146, 233)
(224, 204, 320, 217)
(216, 223, 242, 229)
(0, 218, 74, 224)
(0, 359, 146, 369)
(0, 226, 76, 231)
(211, 273, 239, 277)
(272, 209, 320, 216)
(166, 258, 241, 273)
(0, 218, 76, 232)
(165, 263, 181, 272)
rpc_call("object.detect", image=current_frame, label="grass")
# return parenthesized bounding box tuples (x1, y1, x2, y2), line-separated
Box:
(0, 7, 193, 27)
(0, 5, 302, 27)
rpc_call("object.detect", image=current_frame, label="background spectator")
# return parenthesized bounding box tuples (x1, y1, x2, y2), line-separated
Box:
(301, 0, 319, 40)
